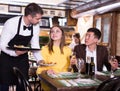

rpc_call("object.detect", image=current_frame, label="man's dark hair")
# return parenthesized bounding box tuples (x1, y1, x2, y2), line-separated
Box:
(24, 3, 43, 16)
(87, 28, 101, 39)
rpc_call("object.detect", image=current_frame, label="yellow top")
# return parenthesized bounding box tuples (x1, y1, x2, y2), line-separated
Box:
(36, 45, 72, 74)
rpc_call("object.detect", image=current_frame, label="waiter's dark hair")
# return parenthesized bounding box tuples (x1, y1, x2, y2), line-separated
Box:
(87, 28, 101, 39)
(24, 3, 43, 17)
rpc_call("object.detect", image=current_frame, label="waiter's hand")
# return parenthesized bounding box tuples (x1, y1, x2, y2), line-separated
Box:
(15, 50, 28, 56)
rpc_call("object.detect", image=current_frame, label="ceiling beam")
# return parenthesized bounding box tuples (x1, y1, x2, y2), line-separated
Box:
(71, 0, 120, 18)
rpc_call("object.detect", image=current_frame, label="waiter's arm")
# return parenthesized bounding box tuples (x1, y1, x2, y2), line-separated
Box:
(0, 18, 18, 56)
(30, 24, 43, 62)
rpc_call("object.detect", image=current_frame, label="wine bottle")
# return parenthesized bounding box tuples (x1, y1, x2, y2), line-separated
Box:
(90, 57, 95, 77)
(86, 56, 91, 75)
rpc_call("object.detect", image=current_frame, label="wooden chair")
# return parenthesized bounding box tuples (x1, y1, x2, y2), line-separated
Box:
(13, 67, 33, 91)
(29, 60, 42, 91)
(96, 76, 120, 91)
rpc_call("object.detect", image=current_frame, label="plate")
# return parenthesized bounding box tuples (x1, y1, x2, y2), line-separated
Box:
(39, 63, 56, 66)
(7, 46, 40, 51)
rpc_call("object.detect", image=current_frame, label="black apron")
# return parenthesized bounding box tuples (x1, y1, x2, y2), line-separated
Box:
(0, 16, 33, 85)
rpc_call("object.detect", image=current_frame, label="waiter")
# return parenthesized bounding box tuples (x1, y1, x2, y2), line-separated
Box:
(0, 3, 43, 91)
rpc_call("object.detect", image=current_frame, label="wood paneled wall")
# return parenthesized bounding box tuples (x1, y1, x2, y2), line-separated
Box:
(116, 13, 120, 56)
(94, 12, 120, 56)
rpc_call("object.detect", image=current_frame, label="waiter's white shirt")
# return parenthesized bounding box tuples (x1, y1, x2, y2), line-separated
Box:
(0, 16, 43, 62)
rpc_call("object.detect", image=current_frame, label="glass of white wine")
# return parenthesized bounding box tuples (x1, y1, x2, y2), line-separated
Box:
(76, 58, 84, 78)
(109, 55, 115, 78)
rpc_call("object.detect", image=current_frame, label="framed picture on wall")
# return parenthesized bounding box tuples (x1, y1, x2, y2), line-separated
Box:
(8, 5, 22, 13)
(39, 17, 50, 28)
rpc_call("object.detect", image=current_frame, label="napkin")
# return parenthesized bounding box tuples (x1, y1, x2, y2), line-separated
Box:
(73, 78, 101, 86)
(74, 78, 96, 84)
(96, 71, 106, 75)
(67, 80, 79, 86)
(58, 80, 71, 87)
(47, 73, 58, 78)
(58, 72, 78, 78)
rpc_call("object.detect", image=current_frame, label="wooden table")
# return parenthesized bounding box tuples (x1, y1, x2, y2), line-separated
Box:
(38, 71, 109, 91)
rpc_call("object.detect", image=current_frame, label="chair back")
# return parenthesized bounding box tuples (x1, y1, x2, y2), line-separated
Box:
(13, 67, 32, 91)
(96, 76, 120, 91)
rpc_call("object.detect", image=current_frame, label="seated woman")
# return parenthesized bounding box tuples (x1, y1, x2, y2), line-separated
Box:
(36, 25, 72, 74)
(36, 25, 72, 90)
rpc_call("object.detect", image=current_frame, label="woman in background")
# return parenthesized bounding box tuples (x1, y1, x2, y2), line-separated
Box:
(37, 25, 72, 74)
(69, 33, 81, 51)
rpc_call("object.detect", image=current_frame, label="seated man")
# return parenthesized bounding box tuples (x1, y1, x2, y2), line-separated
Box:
(71, 28, 111, 73)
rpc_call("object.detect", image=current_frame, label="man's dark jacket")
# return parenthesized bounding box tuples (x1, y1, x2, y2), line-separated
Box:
(73, 44, 111, 72)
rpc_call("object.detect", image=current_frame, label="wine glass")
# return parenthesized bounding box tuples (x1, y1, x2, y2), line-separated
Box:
(76, 58, 84, 78)
(109, 55, 115, 78)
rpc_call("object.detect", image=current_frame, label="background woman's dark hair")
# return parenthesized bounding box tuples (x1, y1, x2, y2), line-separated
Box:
(24, 3, 43, 17)
(73, 33, 81, 44)
(48, 25, 65, 54)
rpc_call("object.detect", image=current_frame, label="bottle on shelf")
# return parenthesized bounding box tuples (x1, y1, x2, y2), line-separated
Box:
(90, 57, 95, 77)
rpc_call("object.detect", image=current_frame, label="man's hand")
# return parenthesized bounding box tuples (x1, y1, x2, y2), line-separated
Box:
(15, 50, 27, 56)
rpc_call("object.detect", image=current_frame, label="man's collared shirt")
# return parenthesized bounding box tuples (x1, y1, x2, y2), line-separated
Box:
(86, 46, 97, 72)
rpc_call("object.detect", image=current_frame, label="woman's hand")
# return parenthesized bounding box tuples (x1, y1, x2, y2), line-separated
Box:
(70, 56, 77, 65)
(47, 69, 56, 75)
